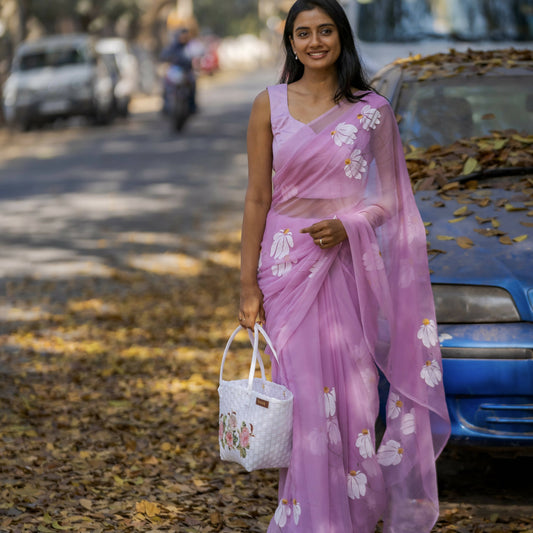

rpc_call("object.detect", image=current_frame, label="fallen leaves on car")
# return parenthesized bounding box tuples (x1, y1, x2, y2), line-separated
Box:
(407, 130, 532, 249)
(395, 48, 533, 80)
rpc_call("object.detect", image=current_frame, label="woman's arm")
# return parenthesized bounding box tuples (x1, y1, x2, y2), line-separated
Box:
(239, 90, 273, 329)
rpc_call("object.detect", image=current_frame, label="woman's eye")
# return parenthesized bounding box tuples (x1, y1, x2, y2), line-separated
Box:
(321, 28, 332, 35)
(296, 31, 308, 38)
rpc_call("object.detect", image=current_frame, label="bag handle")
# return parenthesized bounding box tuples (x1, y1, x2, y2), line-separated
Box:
(219, 324, 279, 388)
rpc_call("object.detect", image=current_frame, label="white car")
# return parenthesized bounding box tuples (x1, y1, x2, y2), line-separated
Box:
(2, 33, 114, 130)
(96, 37, 139, 117)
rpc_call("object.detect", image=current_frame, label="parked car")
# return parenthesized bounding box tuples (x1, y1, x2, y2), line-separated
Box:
(371, 49, 533, 454)
(2, 34, 114, 130)
(96, 37, 139, 117)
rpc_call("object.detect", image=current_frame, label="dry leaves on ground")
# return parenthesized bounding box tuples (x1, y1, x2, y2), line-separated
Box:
(1, 235, 532, 532)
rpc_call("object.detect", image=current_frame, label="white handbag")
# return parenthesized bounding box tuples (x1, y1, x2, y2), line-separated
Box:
(218, 323, 293, 471)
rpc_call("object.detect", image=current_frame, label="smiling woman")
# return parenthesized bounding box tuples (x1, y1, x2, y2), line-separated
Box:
(237, 1, 450, 532)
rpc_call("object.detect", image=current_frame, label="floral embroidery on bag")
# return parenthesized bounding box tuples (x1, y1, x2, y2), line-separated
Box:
(344, 148, 368, 179)
(347, 469, 368, 499)
(355, 428, 375, 458)
(274, 499, 291, 527)
(377, 439, 404, 466)
(357, 105, 382, 130)
(420, 359, 442, 387)
(219, 413, 254, 458)
(417, 318, 438, 348)
(331, 122, 358, 146)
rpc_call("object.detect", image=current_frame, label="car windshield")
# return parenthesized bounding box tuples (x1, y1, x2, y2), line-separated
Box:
(17, 46, 88, 71)
(397, 76, 533, 148)
(356, 0, 533, 42)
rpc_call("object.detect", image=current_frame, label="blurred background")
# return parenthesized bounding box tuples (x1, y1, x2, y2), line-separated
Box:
(1, 0, 532, 128)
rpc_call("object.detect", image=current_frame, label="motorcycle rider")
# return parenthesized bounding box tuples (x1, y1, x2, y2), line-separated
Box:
(160, 27, 197, 114)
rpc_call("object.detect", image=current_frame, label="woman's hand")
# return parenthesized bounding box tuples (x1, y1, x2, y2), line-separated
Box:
(239, 283, 266, 329)
(301, 218, 347, 249)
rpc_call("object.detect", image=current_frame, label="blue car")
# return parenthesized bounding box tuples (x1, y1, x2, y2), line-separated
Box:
(372, 49, 533, 453)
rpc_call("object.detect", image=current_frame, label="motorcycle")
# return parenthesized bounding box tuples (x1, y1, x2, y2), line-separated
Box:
(162, 64, 195, 132)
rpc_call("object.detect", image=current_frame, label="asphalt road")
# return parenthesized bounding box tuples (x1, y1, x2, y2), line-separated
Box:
(0, 67, 532, 530)
(0, 67, 278, 282)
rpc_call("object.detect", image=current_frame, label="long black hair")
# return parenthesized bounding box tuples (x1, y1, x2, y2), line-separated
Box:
(279, 0, 372, 103)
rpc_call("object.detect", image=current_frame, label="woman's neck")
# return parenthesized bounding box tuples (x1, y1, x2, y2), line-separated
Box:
(296, 69, 338, 102)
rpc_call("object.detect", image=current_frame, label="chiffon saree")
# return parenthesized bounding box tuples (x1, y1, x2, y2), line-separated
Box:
(256, 84, 450, 533)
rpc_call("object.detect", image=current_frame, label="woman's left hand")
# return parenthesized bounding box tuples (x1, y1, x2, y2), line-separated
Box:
(301, 218, 347, 249)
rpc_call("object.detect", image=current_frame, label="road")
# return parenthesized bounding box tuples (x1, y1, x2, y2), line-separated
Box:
(0, 68, 276, 283)
(0, 68, 532, 531)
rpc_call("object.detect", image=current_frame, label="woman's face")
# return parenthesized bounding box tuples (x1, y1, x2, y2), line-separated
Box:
(289, 7, 341, 72)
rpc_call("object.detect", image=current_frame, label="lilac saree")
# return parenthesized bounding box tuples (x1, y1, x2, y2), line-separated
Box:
(256, 84, 450, 533)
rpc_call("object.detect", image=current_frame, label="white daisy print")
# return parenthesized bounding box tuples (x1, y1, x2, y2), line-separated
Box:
(356, 429, 375, 458)
(327, 417, 341, 445)
(358, 105, 382, 130)
(377, 440, 404, 466)
(387, 392, 403, 420)
(401, 409, 416, 435)
(362, 243, 384, 271)
(417, 318, 438, 348)
(344, 149, 368, 180)
(271, 260, 293, 277)
(309, 255, 328, 278)
(420, 359, 442, 387)
(270, 229, 294, 260)
(331, 122, 358, 146)
(274, 499, 291, 527)
(292, 499, 301, 525)
(324, 387, 336, 417)
(347, 470, 368, 499)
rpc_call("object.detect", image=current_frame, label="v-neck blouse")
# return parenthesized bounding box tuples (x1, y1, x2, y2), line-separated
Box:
(268, 83, 350, 172)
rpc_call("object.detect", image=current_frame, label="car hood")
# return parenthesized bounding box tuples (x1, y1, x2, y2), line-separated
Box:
(358, 40, 533, 77)
(415, 187, 533, 317)
(9, 64, 93, 90)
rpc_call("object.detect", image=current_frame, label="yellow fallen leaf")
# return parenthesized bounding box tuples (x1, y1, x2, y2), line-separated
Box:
(462, 157, 481, 175)
(505, 203, 527, 212)
(136, 500, 160, 518)
(160, 442, 172, 451)
(453, 205, 472, 216)
(456, 236, 474, 249)
(512, 134, 533, 144)
(520, 221, 533, 228)
(491, 218, 500, 228)
(475, 216, 491, 224)
(448, 217, 466, 223)
(513, 234, 528, 242)
(51, 522, 70, 531)
(423, 221, 432, 227)
(499, 236, 513, 245)
(79, 499, 92, 510)
(437, 235, 455, 240)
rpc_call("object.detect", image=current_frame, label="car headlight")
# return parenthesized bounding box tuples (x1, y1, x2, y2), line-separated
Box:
(432, 284, 520, 323)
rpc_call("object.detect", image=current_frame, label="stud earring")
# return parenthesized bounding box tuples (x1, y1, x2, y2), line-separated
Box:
(294, 53, 298, 61)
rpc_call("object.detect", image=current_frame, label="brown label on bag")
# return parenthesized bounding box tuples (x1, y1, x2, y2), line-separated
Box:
(256, 398, 269, 409)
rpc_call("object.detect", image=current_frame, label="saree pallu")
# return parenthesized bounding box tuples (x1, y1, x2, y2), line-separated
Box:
(257, 85, 450, 533)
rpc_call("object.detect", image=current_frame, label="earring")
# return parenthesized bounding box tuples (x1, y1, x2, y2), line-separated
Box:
(294, 52, 298, 61)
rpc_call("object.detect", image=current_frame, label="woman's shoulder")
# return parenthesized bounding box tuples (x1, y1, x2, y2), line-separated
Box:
(357, 90, 391, 109)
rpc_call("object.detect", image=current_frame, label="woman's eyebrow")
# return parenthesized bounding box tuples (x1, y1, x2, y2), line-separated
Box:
(295, 23, 335, 31)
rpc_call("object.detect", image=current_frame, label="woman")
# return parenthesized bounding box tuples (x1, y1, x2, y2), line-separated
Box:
(239, 1, 450, 531)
